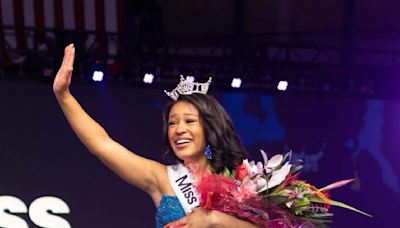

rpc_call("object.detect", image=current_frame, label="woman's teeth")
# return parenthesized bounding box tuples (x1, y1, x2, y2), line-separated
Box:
(177, 139, 192, 144)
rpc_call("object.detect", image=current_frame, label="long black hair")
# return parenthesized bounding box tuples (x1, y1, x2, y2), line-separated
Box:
(162, 93, 247, 173)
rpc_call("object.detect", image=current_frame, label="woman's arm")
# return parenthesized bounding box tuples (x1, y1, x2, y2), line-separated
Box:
(53, 44, 164, 195)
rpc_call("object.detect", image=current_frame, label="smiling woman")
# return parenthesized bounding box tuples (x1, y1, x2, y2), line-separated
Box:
(163, 94, 247, 174)
(53, 44, 259, 228)
(167, 101, 207, 163)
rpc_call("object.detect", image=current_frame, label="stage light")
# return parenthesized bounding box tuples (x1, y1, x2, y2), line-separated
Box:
(277, 80, 288, 91)
(186, 76, 195, 83)
(231, 78, 242, 88)
(92, 71, 104, 82)
(143, 73, 154, 84)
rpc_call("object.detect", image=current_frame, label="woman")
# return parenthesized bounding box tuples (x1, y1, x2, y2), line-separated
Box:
(53, 44, 260, 228)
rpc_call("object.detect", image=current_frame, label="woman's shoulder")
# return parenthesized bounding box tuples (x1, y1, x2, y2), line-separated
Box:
(151, 162, 185, 195)
(152, 162, 177, 195)
(150, 163, 177, 207)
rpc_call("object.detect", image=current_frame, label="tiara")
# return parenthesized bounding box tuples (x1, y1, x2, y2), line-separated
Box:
(164, 75, 212, 101)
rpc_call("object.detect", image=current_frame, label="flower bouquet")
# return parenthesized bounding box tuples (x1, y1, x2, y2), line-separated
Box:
(185, 150, 371, 228)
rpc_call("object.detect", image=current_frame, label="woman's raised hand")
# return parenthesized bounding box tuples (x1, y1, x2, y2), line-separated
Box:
(53, 44, 75, 97)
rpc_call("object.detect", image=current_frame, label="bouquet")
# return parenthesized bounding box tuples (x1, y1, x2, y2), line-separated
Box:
(180, 150, 371, 228)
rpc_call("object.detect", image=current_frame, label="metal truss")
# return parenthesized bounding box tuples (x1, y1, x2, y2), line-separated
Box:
(1, 26, 399, 99)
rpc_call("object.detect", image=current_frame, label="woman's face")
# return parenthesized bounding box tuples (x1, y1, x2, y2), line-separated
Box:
(168, 101, 206, 161)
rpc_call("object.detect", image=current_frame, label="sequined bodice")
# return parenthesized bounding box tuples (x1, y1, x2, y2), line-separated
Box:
(156, 195, 186, 228)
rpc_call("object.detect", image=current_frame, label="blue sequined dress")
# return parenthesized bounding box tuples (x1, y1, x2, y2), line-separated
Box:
(155, 195, 186, 228)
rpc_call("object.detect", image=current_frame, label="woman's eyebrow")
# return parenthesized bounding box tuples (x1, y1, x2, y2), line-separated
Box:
(183, 113, 198, 117)
(169, 113, 198, 119)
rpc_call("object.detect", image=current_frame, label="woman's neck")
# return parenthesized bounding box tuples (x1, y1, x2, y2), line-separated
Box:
(184, 155, 213, 173)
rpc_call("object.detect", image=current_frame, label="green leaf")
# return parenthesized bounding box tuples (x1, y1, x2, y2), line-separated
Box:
(309, 197, 372, 217)
(290, 203, 311, 209)
(231, 169, 236, 178)
(264, 172, 273, 181)
(222, 167, 230, 177)
(290, 165, 303, 175)
(281, 151, 291, 165)
(309, 213, 334, 218)
(265, 195, 290, 205)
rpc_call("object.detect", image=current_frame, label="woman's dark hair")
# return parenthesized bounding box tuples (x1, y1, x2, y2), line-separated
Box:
(162, 93, 247, 173)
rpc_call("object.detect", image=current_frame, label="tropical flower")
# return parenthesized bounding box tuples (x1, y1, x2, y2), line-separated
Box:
(242, 159, 264, 178)
(257, 161, 291, 193)
(289, 187, 306, 199)
(239, 150, 292, 193)
(260, 150, 283, 173)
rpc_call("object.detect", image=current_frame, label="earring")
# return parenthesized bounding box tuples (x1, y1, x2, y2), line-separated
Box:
(205, 145, 212, 160)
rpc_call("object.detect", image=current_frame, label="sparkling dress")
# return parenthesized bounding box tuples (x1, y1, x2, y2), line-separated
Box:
(155, 195, 186, 228)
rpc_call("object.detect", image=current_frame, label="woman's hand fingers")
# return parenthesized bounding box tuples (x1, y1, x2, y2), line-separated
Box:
(168, 209, 211, 228)
(67, 45, 75, 70)
(65, 44, 74, 71)
(61, 44, 72, 69)
(64, 45, 74, 81)
(170, 216, 187, 228)
(53, 44, 75, 95)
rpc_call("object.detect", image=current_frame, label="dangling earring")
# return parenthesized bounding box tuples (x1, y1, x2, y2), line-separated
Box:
(205, 145, 212, 160)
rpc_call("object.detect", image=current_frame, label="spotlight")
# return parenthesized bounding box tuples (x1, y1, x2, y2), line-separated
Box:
(143, 73, 154, 84)
(92, 71, 104, 82)
(277, 80, 288, 91)
(231, 78, 242, 88)
(186, 76, 195, 83)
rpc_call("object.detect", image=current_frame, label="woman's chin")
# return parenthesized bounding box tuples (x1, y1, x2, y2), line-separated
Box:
(177, 154, 206, 163)
(175, 152, 197, 161)
(174, 148, 204, 161)
(176, 154, 193, 160)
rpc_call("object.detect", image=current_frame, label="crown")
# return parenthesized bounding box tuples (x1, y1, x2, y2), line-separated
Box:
(164, 75, 212, 101)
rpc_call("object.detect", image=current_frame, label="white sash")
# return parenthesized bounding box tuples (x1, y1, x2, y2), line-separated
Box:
(167, 163, 199, 214)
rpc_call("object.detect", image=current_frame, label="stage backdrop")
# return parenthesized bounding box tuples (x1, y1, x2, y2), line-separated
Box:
(0, 81, 399, 228)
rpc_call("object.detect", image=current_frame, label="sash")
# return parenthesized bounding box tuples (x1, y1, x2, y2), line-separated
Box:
(167, 163, 199, 214)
